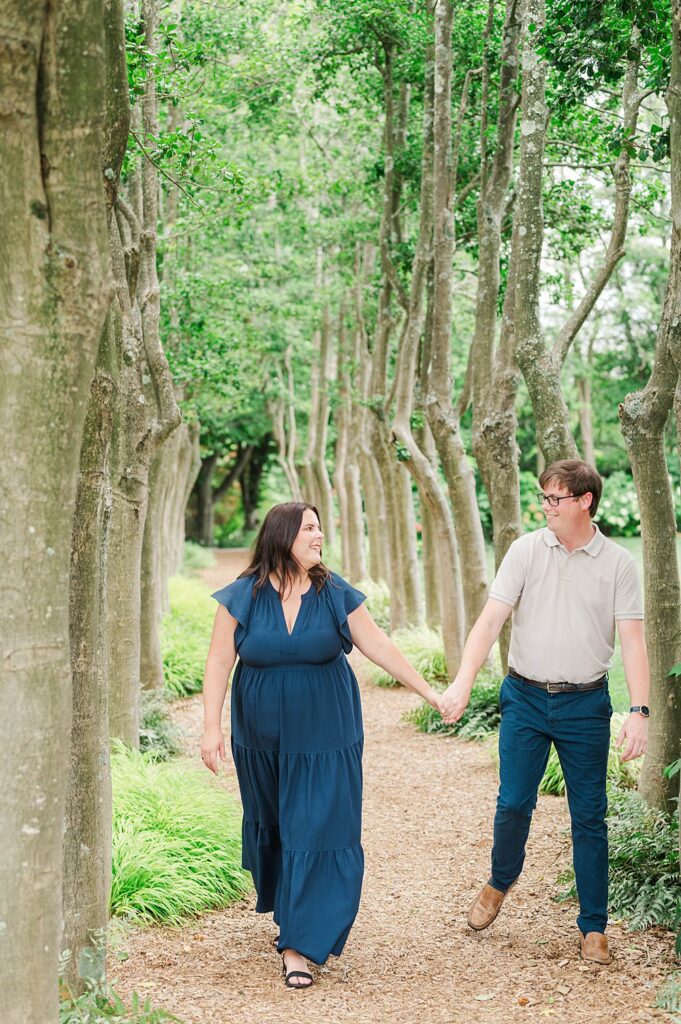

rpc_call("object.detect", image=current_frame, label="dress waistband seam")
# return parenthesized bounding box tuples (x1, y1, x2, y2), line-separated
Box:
(232, 737, 364, 756)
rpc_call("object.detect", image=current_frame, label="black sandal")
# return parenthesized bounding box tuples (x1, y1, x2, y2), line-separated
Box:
(281, 952, 313, 989)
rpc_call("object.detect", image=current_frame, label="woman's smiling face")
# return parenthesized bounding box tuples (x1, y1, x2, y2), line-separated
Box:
(290, 507, 324, 571)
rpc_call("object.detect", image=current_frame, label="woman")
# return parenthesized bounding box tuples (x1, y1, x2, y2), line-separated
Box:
(201, 502, 441, 988)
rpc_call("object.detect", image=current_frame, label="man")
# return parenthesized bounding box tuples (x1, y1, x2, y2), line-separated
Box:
(440, 460, 649, 965)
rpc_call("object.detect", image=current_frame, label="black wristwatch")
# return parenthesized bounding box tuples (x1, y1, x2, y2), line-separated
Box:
(630, 705, 650, 718)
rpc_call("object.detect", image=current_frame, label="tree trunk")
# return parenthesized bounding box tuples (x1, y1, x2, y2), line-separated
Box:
(469, 0, 523, 630)
(240, 439, 270, 532)
(390, 8, 461, 668)
(333, 306, 351, 575)
(269, 348, 303, 501)
(576, 373, 596, 467)
(140, 435, 178, 691)
(195, 453, 218, 546)
(171, 419, 201, 582)
(0, 1, 112, 1017)
(620, 6, 681, 810)
(312, 307, 336, 545)
(355, 245, 389, 584)
(425, 0, 488, 637)
(106, 0, 181, 747)
(63, 326, 114, 993)
(61, 0, 130, 990)
(516, 14, 641, 462)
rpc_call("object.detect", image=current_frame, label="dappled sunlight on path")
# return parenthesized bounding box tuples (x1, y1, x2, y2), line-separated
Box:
(111, 550, 674, 1023)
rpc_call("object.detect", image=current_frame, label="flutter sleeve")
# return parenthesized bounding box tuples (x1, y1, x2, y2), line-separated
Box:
(211, 576, 255, 646)
(325, 572, 367, 653)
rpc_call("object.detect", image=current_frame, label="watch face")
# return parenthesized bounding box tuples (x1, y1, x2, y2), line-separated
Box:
(640, 705, 650, 718)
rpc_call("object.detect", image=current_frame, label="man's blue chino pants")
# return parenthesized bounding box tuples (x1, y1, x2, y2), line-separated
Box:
(489, 673, 613, 935)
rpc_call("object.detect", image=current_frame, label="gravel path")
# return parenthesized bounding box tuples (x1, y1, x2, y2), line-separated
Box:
(111, 551, 675, 1023)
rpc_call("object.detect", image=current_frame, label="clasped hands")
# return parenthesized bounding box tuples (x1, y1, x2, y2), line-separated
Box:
(436, 677, 472, 724)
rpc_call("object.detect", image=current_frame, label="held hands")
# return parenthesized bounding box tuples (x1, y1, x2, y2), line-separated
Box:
(616, 713, 648, 762)
(439, 677, 473, 724)
(201, 728, 226, 774)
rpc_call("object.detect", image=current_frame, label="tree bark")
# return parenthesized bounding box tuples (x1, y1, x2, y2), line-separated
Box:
(240, 438, 271, 532)
(619, 5, 681, 810)
(107, 0, 181, 747)
(195, 454, 218, 546)
(469, 0, 523, 616)
(311, 307, 336, 544)
(425, 0, 488, 637)
(516, 12, 642, 462)
(270, 347, 303, 501)
(168, 419, 201, 590)
(390, 7, 462, 669)
(61, 0, 130, 991)
(0, 2, 112, 1018)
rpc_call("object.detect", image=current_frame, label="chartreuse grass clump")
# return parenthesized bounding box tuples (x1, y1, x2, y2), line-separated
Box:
(403, 668, 502, 741)
(355, 577, 391, 631)
(111, 745, 251, 925)
(161, 576, 216, 697)
(181, 540, 216, 573)
(365, 625, 449, 688)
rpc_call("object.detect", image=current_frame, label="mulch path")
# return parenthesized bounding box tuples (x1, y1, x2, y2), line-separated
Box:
(110, 550, 676, 1023)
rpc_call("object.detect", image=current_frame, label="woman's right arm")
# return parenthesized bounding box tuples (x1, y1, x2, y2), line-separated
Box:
(201, 605, 238, 774)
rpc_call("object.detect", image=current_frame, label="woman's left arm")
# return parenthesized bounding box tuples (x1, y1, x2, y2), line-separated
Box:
(347, 604, 441, 709)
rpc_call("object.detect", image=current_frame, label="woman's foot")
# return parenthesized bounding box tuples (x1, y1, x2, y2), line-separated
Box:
(281, 948, 313, 988)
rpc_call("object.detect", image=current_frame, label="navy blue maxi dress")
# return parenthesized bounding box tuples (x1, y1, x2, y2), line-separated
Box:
(211, 571, 366, 966)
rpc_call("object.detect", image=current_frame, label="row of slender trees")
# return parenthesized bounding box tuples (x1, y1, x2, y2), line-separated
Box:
(2, 0, 681, 1020)
(260, 0, 681, 814)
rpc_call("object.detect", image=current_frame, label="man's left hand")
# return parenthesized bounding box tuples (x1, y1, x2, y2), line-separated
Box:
(616, 713, 649, 762)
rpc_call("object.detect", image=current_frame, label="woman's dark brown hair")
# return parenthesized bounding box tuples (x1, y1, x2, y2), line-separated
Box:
(238, 502, 331, 595)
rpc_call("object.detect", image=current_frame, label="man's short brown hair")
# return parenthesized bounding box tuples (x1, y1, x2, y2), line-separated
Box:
(538, 459, 603, 518)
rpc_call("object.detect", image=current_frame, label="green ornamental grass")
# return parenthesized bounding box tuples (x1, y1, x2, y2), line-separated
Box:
(355, 577, 391, 631)
(161, 576, 215, 697)
(111, 746, 251, 925)
(365, 624, 449, 688)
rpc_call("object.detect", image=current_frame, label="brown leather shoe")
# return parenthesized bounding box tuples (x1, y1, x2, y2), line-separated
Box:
(579, 931, 612, 964)
(467, 882, 514, 930)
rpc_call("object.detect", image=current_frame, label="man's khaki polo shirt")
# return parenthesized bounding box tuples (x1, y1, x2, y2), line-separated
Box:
(489, 525, 643, 685)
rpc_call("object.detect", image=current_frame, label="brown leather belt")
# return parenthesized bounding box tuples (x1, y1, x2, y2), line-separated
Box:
(508, 668, 606, 694)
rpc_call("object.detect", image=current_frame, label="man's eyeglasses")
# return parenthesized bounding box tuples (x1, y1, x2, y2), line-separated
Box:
(537, 492, 584, 507)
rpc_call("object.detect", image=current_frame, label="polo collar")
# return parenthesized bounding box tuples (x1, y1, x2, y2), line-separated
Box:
(541, 524, 604, 556)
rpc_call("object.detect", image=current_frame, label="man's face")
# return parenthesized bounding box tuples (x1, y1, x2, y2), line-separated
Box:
(539, 478, 593, 532)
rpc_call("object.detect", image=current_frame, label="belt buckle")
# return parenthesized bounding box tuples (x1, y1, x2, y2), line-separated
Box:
(546, 680, 564, 693)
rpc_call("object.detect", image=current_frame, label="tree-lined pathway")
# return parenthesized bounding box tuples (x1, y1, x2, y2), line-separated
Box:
(111, 551, 673, 1023)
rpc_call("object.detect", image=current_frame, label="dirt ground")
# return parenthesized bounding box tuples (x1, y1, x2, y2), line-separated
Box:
(110, 550, 676, 1023)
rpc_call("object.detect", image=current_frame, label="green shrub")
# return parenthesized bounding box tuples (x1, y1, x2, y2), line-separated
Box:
(111, 746, 251, 925)
(356, 577, 390, 631)
(365, 624, 449, 688)
(161, 577, 215, 697)
(557, 790, 680, 931)
(404, 670, 501, 741)
(60, 977, 183, 1023)
(181, 541, 215, 573)
(139, 690, 184, 760)
(538, 714, 641, 796)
